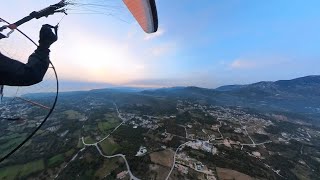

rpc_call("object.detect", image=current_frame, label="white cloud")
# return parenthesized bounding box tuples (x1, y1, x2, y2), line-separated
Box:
(144, 28, 165, 40)
(229, 56, 291, 70)
(150, 42, 176, 56)
(49, 22, 178, 85)
(230, 59, 257, 69)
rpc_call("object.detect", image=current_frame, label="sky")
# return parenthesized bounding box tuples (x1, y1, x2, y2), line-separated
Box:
(1, 0, 320, 90)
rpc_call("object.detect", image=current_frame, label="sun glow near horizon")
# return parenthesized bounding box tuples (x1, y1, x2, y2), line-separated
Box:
(51, 26, 151, 85)
(2, 0, 320, 88)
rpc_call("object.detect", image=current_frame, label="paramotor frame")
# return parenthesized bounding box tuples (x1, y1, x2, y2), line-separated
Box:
(0, 18, 59, 163)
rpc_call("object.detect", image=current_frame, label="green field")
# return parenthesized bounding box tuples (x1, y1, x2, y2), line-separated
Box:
(0, 136, 26, 157)
(84, 136, 95, 144)
(0, 159, 44, 179)
(0, 165, 22, 179)
(0, 133, 26, 140)
(64, 110, 84, 120)
(77, 138, 84, 148)
(98, 121, 119, 132)
(83, 125, 92, 132)
(65, 148, 76, 157)
(104, 113, 118, 119)
(97, 114, 121, 132)
(48, 154, 64, 167)
(99, 139, 120, 155)
(94, 158, 120, 178)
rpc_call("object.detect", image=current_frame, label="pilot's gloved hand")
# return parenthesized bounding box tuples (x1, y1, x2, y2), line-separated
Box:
(38, 24, 58, 50)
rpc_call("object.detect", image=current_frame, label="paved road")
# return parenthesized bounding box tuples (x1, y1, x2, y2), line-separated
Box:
(217, 121, 224, 139)
(165, 141, 191, 180)
(82, 121, 125, 146)
(238, 120, 255, 145)
(80, 103, 139, 180)
(95, 144, 139, 180)
(54, 147, 86, 179)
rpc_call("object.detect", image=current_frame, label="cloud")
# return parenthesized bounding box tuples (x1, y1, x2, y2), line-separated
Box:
(144, 28, 165, 40)
(125, 78, 195, 88)
(150, 42, 176, 56)
(125, 24, 175, 58)
(51, 28, 150, 84)
(230, 59, 257, 69)
(229, 56, 291, 70)
(125, 70, 220, 88)
(50, 22, 179, 86)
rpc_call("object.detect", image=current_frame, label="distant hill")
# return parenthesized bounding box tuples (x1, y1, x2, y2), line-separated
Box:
(215, 85, 246, 91)
(90, 87, 153, 93)
(142, 86, 218, 98)
(23, 75, 320, 124)
(142, 75, 320, 124)
(216, 75, 320, 96)
(144, 75, 320, 96)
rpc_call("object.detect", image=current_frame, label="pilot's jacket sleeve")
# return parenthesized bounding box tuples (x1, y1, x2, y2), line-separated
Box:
(0, 48, 50, 86)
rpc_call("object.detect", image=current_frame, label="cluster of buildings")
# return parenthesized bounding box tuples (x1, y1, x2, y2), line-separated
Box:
(176, 152, 215, 177)
(47, 125, 61, 132)
(0, 102, 31, 120)
(279, 129, 313, 143)
(177, 101, 207, 113)
(186, 140, 216, 154)
(123, 113, 162, 130)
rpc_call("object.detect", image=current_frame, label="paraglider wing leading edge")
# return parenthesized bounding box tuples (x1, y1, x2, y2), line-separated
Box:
(123, 0, 158, 33)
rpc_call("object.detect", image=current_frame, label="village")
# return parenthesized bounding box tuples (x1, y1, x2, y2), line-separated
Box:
(1, 97, 320, 180)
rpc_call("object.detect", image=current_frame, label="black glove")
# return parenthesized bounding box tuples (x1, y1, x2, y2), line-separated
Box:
(38, 24, 58, 49)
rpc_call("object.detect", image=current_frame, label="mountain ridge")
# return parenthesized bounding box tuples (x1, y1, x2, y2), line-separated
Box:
(141, 75, 320, 124)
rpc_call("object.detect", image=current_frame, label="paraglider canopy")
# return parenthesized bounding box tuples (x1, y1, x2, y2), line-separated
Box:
(123, 0, 158, 33)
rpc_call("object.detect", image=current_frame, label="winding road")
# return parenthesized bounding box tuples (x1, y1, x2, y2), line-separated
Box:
(80, 102, 139, 180)
(95, 144, 139, 180)
(165, 141, 192, 180)
(56, 103, 140, 180)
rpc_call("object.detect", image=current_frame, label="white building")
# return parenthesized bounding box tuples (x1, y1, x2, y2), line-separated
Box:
(135, 146, 147, 156)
